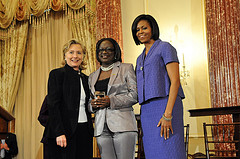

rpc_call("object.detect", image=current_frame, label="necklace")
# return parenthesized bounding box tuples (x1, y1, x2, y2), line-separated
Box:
(100, 63, 114, 71)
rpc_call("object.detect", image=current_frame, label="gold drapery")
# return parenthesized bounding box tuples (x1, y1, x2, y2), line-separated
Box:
(0, 0, 18, 29)
(15, 12, 72, 159)
(14, 5, 97, 158)
(206, 0, 240, 157)
(0, 0, 127, 158)
(26, 0, 49, 17)
(0, 21, 28, 112)
(0, 0, 95, 112)
(0, 0, 90, 29)
(70, 6, 97, 75)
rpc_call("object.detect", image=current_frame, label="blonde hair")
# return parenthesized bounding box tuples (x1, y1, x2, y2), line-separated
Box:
(61, 39, 87, 70)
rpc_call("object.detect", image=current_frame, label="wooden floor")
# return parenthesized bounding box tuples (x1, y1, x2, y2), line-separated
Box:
(93, 158, 145, 159)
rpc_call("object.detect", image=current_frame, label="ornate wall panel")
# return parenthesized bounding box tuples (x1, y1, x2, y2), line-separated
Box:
(96, 0, 123, 61)
(206, 0, 240, 156)
(206, 0, 240, 118)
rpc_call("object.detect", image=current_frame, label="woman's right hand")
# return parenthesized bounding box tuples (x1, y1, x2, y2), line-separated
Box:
(56, 135, 67, 147)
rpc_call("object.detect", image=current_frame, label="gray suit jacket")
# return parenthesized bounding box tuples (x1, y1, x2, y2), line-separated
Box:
(89, 62, 138, 136)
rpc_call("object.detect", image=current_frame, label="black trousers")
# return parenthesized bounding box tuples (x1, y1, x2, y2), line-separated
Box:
(46, 123, 93, 159)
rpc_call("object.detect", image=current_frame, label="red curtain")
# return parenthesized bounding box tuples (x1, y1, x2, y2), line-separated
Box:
(206, 0, 240, 120)
(206, 0, 240, 156)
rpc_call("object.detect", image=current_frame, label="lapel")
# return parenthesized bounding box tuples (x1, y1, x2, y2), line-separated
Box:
(81, 74, 90, 99)
(144, 39, 160, 61)
(107, 61, 120, 94)
(91, 68, 101, 94)
(91, 62, 121, 95)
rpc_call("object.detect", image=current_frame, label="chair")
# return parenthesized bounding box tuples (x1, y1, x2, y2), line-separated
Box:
(185, 124, 190, 158)
(135, 115, 145, 159)
(203, 122, 240, 159)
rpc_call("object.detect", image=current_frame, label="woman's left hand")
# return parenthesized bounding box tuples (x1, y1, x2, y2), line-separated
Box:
(157, 117, 173, 140)
(91, 96, 110, 109)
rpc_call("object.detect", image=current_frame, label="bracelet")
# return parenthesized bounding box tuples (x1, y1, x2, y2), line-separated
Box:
(162, 114, 173, 121)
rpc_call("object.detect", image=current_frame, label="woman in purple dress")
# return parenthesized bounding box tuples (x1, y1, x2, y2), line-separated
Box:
(131, 14, 185, 159)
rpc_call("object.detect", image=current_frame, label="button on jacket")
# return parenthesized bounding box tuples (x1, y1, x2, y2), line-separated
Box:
(136, 39, 185, 104)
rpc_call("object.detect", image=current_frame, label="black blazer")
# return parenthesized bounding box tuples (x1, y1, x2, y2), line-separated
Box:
(38, 95, 49, 143)
(0, 133, 18, 159)
(45, 64, 93, 139)
(38, 95, 48, 127)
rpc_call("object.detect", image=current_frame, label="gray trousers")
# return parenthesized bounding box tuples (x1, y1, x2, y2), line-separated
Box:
(96, 123, 137, 159)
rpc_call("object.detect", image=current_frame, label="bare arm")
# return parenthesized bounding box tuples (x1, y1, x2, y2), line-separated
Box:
(157, 62, 180, 140)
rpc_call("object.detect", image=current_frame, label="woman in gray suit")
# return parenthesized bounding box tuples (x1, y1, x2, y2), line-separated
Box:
(89, 38, 138, 159)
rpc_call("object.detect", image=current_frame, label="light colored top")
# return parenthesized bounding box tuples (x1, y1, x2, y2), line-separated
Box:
(78, 78, 87, 123)
(89, 62, 138, 136)
(0, 139, 5, 158)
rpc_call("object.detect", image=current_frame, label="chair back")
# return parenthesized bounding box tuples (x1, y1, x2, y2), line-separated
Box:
(184, 124, 190, 159)
(135, 115, 145, 159)
(203, 122, 240, 159)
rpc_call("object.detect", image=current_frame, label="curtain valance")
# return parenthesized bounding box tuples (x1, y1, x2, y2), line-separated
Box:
(0, 0, 88, 29)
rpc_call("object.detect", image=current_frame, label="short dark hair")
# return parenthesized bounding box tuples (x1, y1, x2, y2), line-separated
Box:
(96, 38, 122, 65)
(131, 14, 160, 45)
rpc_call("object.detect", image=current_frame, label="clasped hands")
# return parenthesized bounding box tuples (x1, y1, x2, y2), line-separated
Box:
(0, 143, 9, 151)
(91, 96, 110, 109)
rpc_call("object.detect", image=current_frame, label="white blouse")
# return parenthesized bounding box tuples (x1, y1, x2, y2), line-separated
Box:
(78, 78, 87, 123)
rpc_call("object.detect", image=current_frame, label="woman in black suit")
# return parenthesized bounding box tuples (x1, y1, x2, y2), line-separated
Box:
(0, 133, 18, 159)
(38, 95, 49, 159)
(45, 39, 94, 159)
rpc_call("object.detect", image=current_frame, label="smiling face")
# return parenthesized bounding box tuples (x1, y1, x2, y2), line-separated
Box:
(136, 20, 155, 45)
(65, 44, 83, 71)
(98, 40, 115, 67)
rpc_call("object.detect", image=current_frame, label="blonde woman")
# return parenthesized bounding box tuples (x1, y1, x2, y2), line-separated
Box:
(45, 39, 93, 159)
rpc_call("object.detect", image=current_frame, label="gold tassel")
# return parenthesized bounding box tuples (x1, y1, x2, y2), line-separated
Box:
(32, 16, 34, 28)
(7, 27, 9, 40)
(40, 16, 42, 28)
(67, 5, 70, 19)
(65, 2, 68, 15)
(46, 9, 48, 20)
(62, 0, 65, 11)
(34, 17, 36, 28)
(48, 0, 50, 12)
(71, 9, 74, 21)
(41, 16, 43, 28)
(77, 9, 79, 22)
(40, 16, 41, 28)
(32, 17, 34, 28)
(43, 15, 45, 27)
(38, 17, 40, 28)
(29, 13, 32, 25)
(45, 12, 47, 24)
